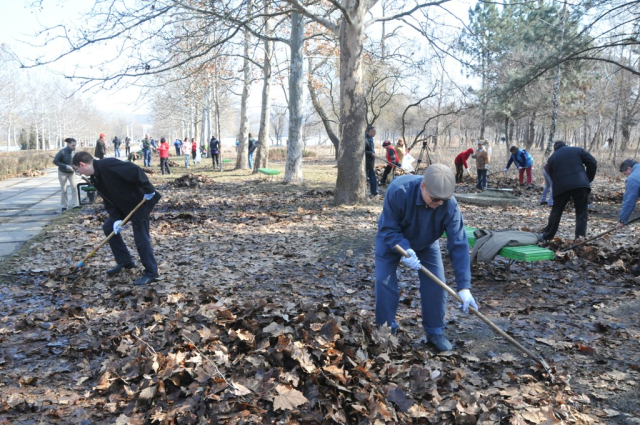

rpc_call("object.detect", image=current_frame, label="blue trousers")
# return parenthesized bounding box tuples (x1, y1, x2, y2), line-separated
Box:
(114, 147, 120, 158)
(143, 148, 151, 166)
(476, 169, 487, 189)
(541, 168, 553, 205)
(375, 240, 447, 335)
(366, 167, 379, 196)
(248, 152, 254, 169)
(103, 201, 158, 277)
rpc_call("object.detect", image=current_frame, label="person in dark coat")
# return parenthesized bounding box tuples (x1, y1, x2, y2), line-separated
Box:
(365, 126, 379, 197)
(210, 136, 220, 169)
(616, 159, 640, 275)
(72, 151, 162, 285)
(540, 141, 597, 241)
(94, 133, 107, 159)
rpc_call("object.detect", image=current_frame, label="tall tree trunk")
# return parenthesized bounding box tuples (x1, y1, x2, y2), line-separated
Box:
(480, 52, 487, 139)
(284, 11, 305, 184)
(334, 5, 367, 205)
(545, 1, 567, 158)
(253, 1, 273, 172)
(526, 112, 536, 150)
(236, 27, 252, 170)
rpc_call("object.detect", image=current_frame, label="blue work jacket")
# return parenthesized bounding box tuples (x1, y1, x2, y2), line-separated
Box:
(376, 175, 471, 290)
(506, 149, 534, 169)
(620, 164, 640, 224)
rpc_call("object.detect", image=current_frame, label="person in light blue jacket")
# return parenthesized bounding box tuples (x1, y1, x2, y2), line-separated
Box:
(616, 159, 640, 276)
(375, 164, 478, 352)
(503, 146, 534, 185)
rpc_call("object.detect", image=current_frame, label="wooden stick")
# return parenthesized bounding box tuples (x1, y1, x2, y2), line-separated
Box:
(394, 245, 555, 381)
(560, 215, 640, 252)
(77, 197, 147, 267)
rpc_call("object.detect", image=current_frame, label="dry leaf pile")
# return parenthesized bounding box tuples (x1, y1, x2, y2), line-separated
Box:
(0, 168, 639, 423)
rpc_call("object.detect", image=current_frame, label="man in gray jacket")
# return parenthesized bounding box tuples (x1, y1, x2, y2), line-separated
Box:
(53, 137, 79, 212)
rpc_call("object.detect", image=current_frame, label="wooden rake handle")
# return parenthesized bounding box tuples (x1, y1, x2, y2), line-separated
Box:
(78, 198, 147, 267)
(394, 245, 553, 376)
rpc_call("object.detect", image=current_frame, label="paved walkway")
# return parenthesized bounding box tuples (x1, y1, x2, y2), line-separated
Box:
(0, 168, 64, 261)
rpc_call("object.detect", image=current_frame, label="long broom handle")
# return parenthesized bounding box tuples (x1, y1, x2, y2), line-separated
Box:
(394, 245, 553, 375)
(561, 215, 640, 252)
(77, 198, 147, 267)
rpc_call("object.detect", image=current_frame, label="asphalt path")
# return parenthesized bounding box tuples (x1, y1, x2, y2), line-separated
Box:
(0, 168, 81, 261)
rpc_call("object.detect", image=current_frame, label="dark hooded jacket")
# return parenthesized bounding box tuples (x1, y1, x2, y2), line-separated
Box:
(546, 142, 597, 197)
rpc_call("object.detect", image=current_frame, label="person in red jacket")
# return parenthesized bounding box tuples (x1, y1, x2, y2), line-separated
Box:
(158, 137, 171, 175)
(191, 138, 197, 166)
(379, 140, 402, 186)
(454, 148, 474, 183)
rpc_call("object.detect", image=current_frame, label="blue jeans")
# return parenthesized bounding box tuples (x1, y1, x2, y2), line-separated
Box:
(375, 240, 447, 335)
(175, 147, 181, 156)
(184, 154, 190, 167)
(142, 148, 151, 166)
(476, 169, 487, 189)
(248, 152, 254, 169)
(366, 167, 378, 196)
(541, 168, 553, 205)
(114, 147, 120, 158)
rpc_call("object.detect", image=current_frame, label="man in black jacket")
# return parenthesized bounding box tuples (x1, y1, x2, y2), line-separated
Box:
(365, 126, 379, 197)
(72, 151, 162, 285)
(210, 136, 220, 170)
(540, 141, 597, 241)
(53, 137, 79, 212)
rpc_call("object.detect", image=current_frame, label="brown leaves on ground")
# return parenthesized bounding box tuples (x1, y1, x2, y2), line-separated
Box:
(0, 164, 638, 423)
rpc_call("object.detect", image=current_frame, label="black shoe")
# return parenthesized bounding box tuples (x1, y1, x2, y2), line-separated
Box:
(540, 201, 547, 205)
(133, 274, 158, 285)
(106, 261, 136, 276)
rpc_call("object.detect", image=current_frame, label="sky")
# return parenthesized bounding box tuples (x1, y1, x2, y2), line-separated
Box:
(0, 0, 149, 115)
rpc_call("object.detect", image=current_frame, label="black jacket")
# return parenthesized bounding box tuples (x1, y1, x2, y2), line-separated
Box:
(90, 158, 161, 220)
(53, 146, 75, 174)
(547, 143, 597, 197)
(209, 138, 220, 154)
(95, 139, 107, 159)
(248, 138, 258, 154)
(365, 134, 375, 170)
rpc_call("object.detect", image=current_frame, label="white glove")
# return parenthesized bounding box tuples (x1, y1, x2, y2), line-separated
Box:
(466, 168, 471, 175)
(502, 168, 508, 173)
(485, 164, 490, 170)
(458, 289, 478, 313)
(113, 220, 126, 235)
(518, 166, 523, 170)
(143, 192, 155, 201)
(65, 164, 73, 171)
(401, 249, 421, 270)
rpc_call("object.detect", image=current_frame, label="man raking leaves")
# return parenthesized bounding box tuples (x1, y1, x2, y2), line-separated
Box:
(375, 164, 478, 352)
(72, 151, 161, 285)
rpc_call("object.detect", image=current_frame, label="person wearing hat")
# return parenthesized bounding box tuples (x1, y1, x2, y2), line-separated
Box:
(539, 141, 597, 242)
(375, 164, 478, 352)
(95, 133, 107, 159)
(473, 140, 490, 190)
(379, 140, 401, 187)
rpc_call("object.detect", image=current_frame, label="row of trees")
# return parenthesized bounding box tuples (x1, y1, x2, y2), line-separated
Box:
(14, 0, 640, 204)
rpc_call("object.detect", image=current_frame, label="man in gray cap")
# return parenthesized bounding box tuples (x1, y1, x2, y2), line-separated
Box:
(375, 164, 477, 351)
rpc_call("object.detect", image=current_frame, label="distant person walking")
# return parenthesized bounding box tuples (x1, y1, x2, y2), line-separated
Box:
(191, 138, 198, 166)
(94, 133, 107, 159)
(158, 138, 171, 175)
(112, 137, 121, 158)
(248, 134, 258, 169)
(182, 137, 191, 168)
(53, 137, 79, 212)
(142, 134, 152, 167)
(210, 136, 220, 169)
(173, 138, 182, 156)
(124, 137, 131, 157)
(503, 145, 534, 185)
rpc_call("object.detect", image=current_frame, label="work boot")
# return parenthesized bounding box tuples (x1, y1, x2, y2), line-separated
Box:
(427, 334, 453, 352)
(133, 274, 159, 286)
(106, 261, 136, 276)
